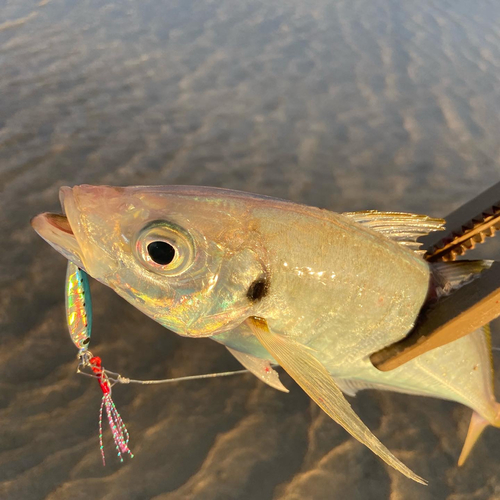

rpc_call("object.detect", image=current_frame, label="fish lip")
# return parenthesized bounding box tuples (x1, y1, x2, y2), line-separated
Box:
(31, 186, 86, 270)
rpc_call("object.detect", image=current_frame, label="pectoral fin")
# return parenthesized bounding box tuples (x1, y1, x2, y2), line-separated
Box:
(226, 347, 289, 393)
(246, 317, 426, 485)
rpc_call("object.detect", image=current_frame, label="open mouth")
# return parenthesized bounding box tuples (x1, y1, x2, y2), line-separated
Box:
(41, 213, 74, 235)
(31, 188, 86, 270)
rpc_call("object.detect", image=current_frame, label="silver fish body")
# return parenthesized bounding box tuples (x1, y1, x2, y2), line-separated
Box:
(233, 205, 430, 359)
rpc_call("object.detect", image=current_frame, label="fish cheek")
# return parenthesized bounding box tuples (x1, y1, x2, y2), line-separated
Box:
(187, 249, 267, 334)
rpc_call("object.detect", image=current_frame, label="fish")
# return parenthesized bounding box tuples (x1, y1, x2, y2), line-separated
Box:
(31, 184, 500, 484)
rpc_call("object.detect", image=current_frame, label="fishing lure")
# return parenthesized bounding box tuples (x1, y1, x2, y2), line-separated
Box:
(89, 355, 133, 465)
(65, 260, 249, 465)
(65, 261, 133, 465)
(65, 260, 92, 353)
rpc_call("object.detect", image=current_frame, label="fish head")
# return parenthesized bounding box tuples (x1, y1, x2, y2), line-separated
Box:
(31, 185, 269, 337)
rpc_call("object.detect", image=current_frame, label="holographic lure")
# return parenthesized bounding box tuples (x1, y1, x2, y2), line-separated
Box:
(65, 261, 133, 465)
(65, 261, 92, 352)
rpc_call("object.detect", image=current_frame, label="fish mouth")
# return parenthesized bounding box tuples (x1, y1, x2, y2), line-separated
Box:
(31, 187, 86, 270)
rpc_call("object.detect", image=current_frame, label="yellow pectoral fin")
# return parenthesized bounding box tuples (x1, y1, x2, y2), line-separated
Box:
(246, 317, 426, 485)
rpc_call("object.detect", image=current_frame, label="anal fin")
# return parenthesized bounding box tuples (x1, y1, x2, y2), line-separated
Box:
(333, 378, 414, 397)
(226, 347, 289, 393)
(333, 378, 359, 397)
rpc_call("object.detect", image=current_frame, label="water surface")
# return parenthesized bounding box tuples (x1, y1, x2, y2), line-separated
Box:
(2, 1, 500, 498)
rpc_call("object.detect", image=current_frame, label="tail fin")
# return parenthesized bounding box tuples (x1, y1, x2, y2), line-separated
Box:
(459, 404, 500, 466)
(458, 322, 500, 466)
(458, 411, 490, 466)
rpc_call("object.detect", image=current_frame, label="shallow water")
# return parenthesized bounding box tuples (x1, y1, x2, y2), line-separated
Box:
(2, 0, 500, 498)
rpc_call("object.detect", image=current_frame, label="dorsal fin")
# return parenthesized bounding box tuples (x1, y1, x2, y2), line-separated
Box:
(342, 210, 445, 254)
(431, 260, 493, 298)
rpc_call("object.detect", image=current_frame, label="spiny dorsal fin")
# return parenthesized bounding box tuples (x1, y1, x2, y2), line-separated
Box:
(342, 211, 445, 254)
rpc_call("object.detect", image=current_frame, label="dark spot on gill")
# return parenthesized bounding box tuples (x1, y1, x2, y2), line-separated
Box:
(247, 276, 269, 302)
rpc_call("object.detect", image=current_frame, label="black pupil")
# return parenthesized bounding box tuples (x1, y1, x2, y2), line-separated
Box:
(147, 241, 176, 265)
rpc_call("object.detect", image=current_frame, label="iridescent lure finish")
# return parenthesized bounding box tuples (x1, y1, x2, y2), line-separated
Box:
(65, 261, 92, 352)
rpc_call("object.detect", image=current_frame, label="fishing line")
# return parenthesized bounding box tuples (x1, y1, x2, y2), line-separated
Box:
(76, 360, 249, 385)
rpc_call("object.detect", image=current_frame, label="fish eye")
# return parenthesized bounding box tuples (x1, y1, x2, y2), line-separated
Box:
(133, 221, 195, 276)
(147, 241, 175, 265)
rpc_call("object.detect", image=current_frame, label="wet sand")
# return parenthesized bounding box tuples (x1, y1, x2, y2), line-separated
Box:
(2, 0, 500, 498)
